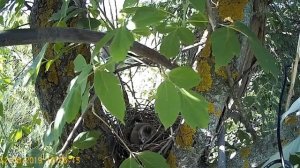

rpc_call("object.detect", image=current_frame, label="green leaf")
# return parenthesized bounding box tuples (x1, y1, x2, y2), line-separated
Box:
(180, 89, 209, 128)
(13, 129, 23, 142)
(188, 12, 208, 27)
(74, 54, 87, 73)
(123, 0, 139, 8)
(53, 75, 84, 142)
(211, 27, 240, 69)
(137, 151, 169, 168)
(155, 80, 180, 128)
(21, 44, 48, 86)
(132, 7, 167, 27)
(63, 78, 82, 123)
(176, 27, 196, 45)
(81, 84, 90, 113)
(232, 22, 280, 77)
(73, 130, 101, 150)
(168, 66, 201, 89)
(160, 32, 180, 58)
(110, 27, 134, 62)
(188, 0, 206, 12)
(132, 27, 151, 36)
(92, 30, 115, 58)
(155, 23, 178, 34)
(45, 60, 55, 72)
(76, 18, 101, 30)
(0, 101, 3, 118)
(94, 70, 125, 123)
(120, 157, 141, 168)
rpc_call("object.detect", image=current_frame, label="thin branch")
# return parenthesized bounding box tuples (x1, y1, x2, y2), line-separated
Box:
(285, 34, 300, 111)
(92, 107, 132, 154)
(0, 28, 177, 69)
(56, 95, 97, 155)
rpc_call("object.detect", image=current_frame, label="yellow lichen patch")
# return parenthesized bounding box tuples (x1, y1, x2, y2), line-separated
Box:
(175, 123, 196, 148)
(200, 39, 211, 58)
(214, 110, 222, 117)
(215, 67, 228, 80)
(243, 160, 250, 168)
(167, 151, 177, 168)
(208, 102, 215, 114)
(196, 60, 212, 92)
(240, 147, 251, 159)
(218, 0, 248, 21)
(284, 116, 298, 125)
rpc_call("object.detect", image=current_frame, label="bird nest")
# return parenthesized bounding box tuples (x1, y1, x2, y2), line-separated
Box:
(108, 106, 180, 161)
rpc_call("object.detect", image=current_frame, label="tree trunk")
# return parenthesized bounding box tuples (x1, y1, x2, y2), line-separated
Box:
(169, 0, 273, 167)
(29, 1, 114, 167)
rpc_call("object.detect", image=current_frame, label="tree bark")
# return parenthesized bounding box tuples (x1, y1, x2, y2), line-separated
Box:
(29, 1, 113, 167)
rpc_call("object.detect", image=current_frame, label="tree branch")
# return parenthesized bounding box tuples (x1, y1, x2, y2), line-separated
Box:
(0, 27, 177, 69)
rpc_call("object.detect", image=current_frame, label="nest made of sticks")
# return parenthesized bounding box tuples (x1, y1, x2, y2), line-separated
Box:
(106, 105, 180, 161)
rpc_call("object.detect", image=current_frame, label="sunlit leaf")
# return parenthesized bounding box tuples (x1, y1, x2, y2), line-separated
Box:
(120, 157, 140, 168)
(74, 54, 87, 73)
(137, 151, 169, 168)
(232, 22, 280, 77)
(123, 0, 139, 8)
(188, 12, 208, 27)
(110, 27, 134, 62)
(73, 131, 101, 149)
(92, 30, 115, 57)
(180, 89, 209, 128)
(211, 27, 240, 69)
(176, 27, 196, 45)
(155, 80, 180, 128)
(160, 32, 180, 58)
(132, 7, 167, 27)
(168, 66, 201, 89)
(188, 0, 206, 12)
(94, 70, 125, 123)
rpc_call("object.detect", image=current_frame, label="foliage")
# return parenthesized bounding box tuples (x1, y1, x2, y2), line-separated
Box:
(0, 0, 299, 167)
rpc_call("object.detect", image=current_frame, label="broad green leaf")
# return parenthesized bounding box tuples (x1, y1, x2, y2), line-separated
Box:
(94, 70, 125, 123)
(73, 131, 101, 149)
(132, 7, 167, 27)
(211, 27, 240, 69)
(74, 54, 87, 72)
(132, 27, 151, 36)
(76, 17, 101, 30)
(180, 89, 209, 128)
(155, 80, 180, 128)
(188, 12, 208, 27)
(92, 30, 115, 57)
(176, 27, 196, 45)
(53, 76, 84, 142)
(120, 157, 140, 168)
(160, 32, 180, 58)
(168, 66, 201, 89)
(0, 101, 3, 117)
(137, 151, 169, 168)
(63, 77, 82, 123)
(188, 0, 206, 12)
(21, 44, 48, 86)
(123, 0, 139, 8)
(81, 83, 90, 113)
(232, 22, 280, 77)
(110, 27, 134, 62)
(155, 23, 178, 34)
